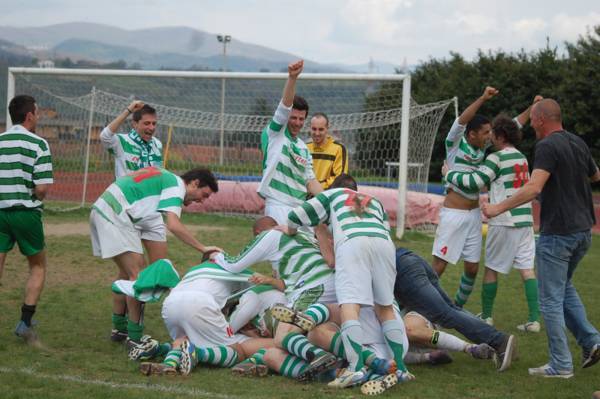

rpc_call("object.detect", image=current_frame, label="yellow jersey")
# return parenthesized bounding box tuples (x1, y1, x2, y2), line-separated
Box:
(306, 136, 348, 189)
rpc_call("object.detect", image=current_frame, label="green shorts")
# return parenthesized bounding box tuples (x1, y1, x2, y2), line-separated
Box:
(0, 208, 45, 256)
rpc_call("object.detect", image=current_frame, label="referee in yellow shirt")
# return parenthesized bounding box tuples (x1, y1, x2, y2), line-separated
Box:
(307, 113, 349, 189)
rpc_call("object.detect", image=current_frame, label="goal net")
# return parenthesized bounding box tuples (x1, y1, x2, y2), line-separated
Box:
(7, 68, 453, 236)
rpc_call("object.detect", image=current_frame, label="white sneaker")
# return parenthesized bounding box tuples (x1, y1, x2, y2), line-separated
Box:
(327, 368, 367, 388)
(517, 321, 541, 333)
(528, 364, 573, 379)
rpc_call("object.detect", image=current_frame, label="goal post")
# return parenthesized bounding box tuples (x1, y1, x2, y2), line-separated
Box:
(7, 67, 452, 237)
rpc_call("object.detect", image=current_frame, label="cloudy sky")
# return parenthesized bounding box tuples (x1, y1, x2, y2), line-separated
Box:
(1, 0, 599, 66)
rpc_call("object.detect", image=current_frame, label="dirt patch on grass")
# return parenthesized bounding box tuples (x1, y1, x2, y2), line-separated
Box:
(44, 222, 226, 236)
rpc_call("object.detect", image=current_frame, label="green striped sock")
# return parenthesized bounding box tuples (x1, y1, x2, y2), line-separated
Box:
(330, 332, 376, 364)
(362, 349, 376, 366)
(382, 319, 407, 372)
(455, 272, 476, 307)
(279, 354, 308, 378)
(481, 281, 498, 319)
(340, 320, 365, 372)
(239, 348, 267, 366)
(282, 332, 325, 362)
(157, 342, 172, 357)
(196, 345, 239, 368)
(524, 278, 540, 322)
(304, 303, 330, 325)
(127, 320, 143, 342)
(112, 313, 127, 332)
(163, 349, 182, 368)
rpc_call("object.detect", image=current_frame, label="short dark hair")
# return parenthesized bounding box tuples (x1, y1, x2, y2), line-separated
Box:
(180, 168, 218, 193)
(8, 95, 36, 124)
(330, 173, 357, 191)
(492, 114, 522, 146)
(466, 114, 490, 136)
(311, 112, 329, 126)
(132, 104, 157, 122)
(293, 95, 309, 117)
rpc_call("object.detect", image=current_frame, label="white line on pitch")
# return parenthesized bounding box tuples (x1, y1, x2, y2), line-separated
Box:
(0, 367, 240, 399)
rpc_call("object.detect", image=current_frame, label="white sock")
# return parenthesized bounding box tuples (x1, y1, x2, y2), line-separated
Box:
(433, 330, 468, 352)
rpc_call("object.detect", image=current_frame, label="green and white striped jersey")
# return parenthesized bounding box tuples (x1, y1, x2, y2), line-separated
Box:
(258, 101, 315, 207)
(445, 118, 486, 200)
(92, 167, 185, 226)
(446, 147, 533, 227)
(287, 188, 391, 249)
(100, 127, 163, 178)
(0, 125, 53, 209)
(212, 229, 333, 298)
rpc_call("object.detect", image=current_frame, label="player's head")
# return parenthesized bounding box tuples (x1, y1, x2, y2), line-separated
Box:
(180, 168, 219, 205)
(330, 173, 358, 191)
(288, 95, 309, 137)
(132, 104, 157, 142)
(253, 216, 277, 236)
(9, 95, 38, 132)
(465, 114, 491, 149)
(491, 114, 522, 148)
(530, 99, 562, 139)
(310, 112, 329, 146)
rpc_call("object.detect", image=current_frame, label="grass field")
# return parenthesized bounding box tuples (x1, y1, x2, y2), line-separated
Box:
(0, 209, 598, 399)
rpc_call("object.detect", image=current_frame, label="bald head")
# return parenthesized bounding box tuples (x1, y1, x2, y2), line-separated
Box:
(253, 216, 278, 236)
(532, 99, 562, 122)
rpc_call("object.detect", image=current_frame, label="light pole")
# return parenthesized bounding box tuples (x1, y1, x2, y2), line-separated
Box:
(217, 34, 231, 165)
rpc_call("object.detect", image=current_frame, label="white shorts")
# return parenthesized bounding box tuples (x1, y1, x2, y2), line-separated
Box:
(432, 207, 482, 264)
(90, 209, 143, 259)
(360, 306, 409, 359)
(287, 275, 337, 309)
(335, 237, 396, 306)
(485, 225, 535, 274)
(162, 290, 248, 348)
(134, 212, 167, 242)
(264, 198, 294, 225)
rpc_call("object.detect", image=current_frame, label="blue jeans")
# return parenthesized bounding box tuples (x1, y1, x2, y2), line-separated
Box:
(537, 231, 600, 371)
(393, 249, 506, 350)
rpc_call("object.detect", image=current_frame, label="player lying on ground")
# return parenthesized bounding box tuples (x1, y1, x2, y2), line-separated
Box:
(90, 167, 221, 345)
(443, 112, 542, 332)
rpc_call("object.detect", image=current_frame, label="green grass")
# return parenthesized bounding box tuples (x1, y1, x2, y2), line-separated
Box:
(0, 212, 598, 398)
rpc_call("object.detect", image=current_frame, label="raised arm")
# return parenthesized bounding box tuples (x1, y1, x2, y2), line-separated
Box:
(515, 95, 543, 127)
(457, 86, 499, 126)
(282, 60, 303, 107)
(102, 100, 145, 143)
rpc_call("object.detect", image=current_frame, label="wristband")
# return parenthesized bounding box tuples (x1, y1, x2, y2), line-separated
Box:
(126, 108, 133, 114)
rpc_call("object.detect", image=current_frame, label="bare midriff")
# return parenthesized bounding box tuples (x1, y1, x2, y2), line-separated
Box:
(443, 189, 479, 210)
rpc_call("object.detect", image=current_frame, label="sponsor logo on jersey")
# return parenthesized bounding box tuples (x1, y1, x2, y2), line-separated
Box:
(441, 246, 448, 256)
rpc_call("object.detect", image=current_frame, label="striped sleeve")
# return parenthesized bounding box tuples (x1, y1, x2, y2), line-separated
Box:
(288, 192, 331, 229)
(267, 101, 292, 138)
(100, 126, 118, 151)
(157, 178, 185, 217)
(32, 139, 53, 185)
(446, 152, 501, 192)
(445, 118, 466, 151)
(213, 230, 281, 273)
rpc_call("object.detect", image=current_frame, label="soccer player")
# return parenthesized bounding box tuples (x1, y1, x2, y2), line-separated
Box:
(100, 100, 166, 262)
(307, 112, 348, 189)
(444, 113, 540, 331)
(0, 95, 53, 345)
(432, 87, 537, 307)
(258, 60, 323, 224)
(278, 174, 412, 388)
(90, 166, 220, 345)
(394, 247, 516, 372)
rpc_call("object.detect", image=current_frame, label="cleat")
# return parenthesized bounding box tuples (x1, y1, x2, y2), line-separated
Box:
(396, 370, 416, 383)
(139, 362, 178, 376)
(582, 343, 600, 369)
(368, 358, 397, 376)
(360, 373, 398, 396)
(110, 329, 128, 342)
(427, 350, 453, 365)
(128, 335, 160, 361)
(179, 339, 198, 376)
(467, 343, 495, 360)
(494, 335, 516, 372)
(528, 364, 573, 379)
(231, 361, 269, 377)
(271, 304, 315, 332)
(517, 321, 541, 333)
(297, 352, 339, 382)
(327, 368, 368, 388)
(15, 320, 42, 347)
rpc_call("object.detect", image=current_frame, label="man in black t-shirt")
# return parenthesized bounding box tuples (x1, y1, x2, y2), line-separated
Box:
(483, 99, 600, 378)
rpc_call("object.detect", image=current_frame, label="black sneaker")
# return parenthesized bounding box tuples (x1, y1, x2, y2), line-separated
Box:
(582, 343, 600, 369)
(494, 335, 516, 372)
(297, 352, 339, 382)
(110, 329, 128, 342)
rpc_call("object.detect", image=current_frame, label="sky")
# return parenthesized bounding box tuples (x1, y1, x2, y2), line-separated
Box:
(1, 0, 599, 67)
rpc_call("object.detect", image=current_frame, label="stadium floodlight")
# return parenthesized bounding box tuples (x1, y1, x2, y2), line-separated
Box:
(6, 66, 453, 238)
(216, 34, 232, 165)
